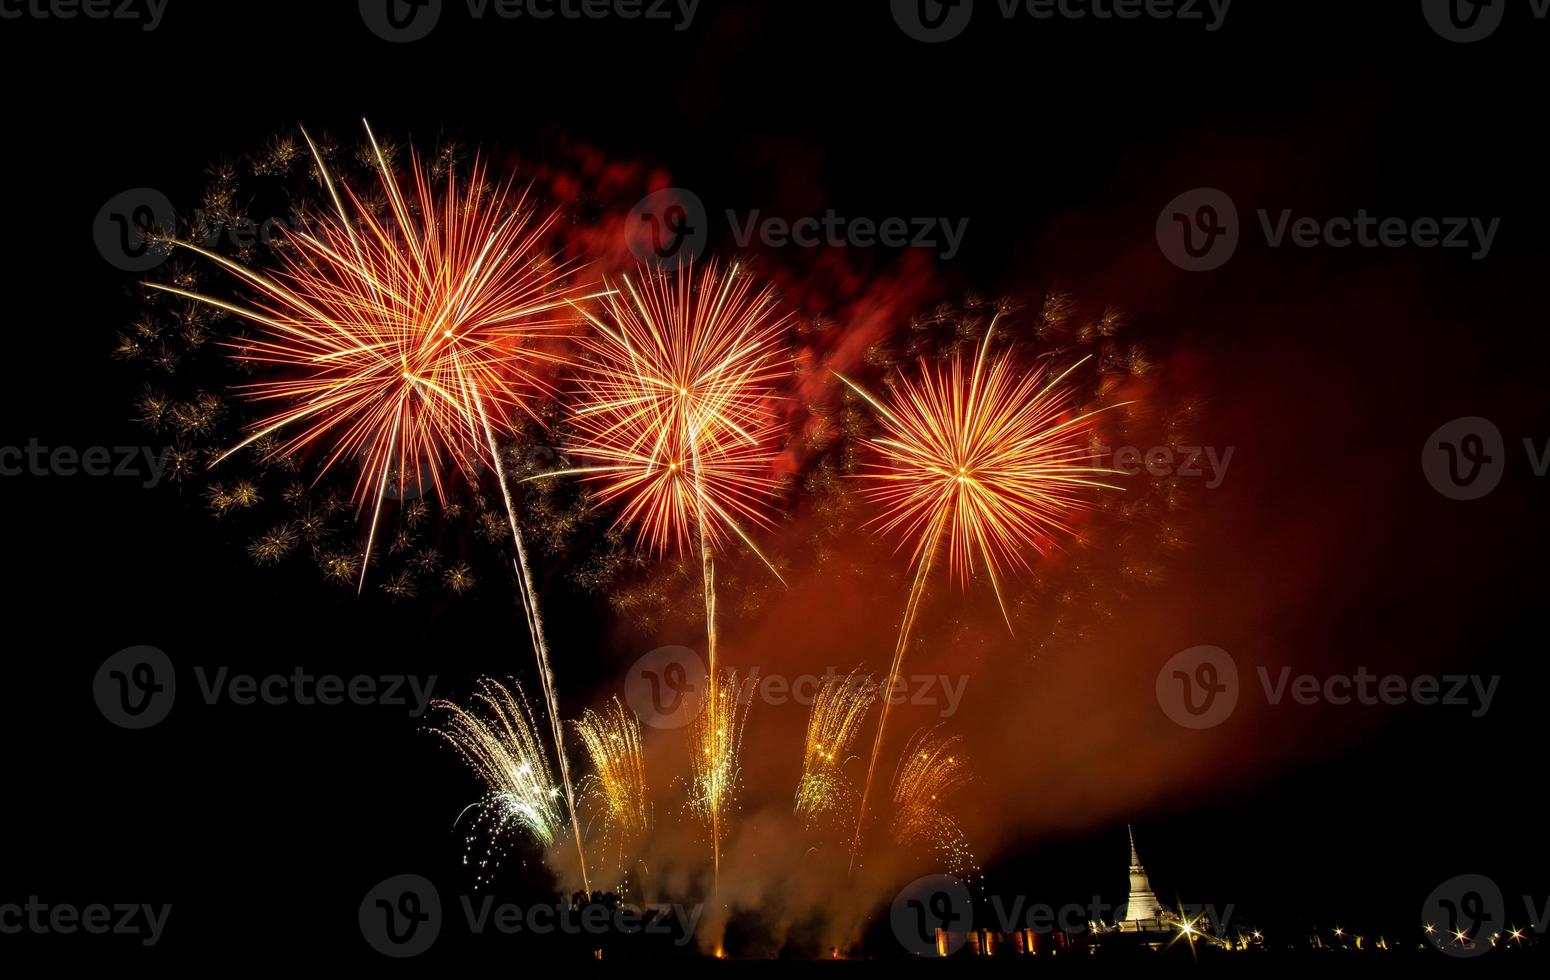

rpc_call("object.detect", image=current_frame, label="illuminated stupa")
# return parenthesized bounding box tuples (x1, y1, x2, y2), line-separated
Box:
(1115, 825, 1179, 933)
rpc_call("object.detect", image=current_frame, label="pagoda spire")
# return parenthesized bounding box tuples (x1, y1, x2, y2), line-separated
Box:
(1120, 824, 1168, 928)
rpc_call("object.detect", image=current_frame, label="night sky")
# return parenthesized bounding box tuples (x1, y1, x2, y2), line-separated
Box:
(4, 0, 1548, 965)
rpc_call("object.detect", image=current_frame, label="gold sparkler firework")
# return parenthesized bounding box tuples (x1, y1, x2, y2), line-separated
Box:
(688, 668, 752, 840)
(573, 697, 652, 874)
(432, 678, 565, 888)
(146, 121, 604, 891)
(794, 670, 877, 828)
(839, 313, 1123, 873)
(544, 263, 792, 889)
(890, 727, 975, 875)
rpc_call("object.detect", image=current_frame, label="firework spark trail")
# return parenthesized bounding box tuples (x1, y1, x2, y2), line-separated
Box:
(689, 668, 752, 842)
(147, 121, 603, 891)
(890, 727, 975, 875)
(573, 697, 652, 874)
(795, 670, 878, 827)
(542, 263, 791, 890)
(432, 678, 564, 888)
(839, 314, 1124, 874)
(474, 386, 595, 895)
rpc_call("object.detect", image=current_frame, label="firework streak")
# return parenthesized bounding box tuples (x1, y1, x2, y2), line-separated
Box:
(574, 697, 652, 875)
(544, 263, 791, 891)
(432, 678, 564, 888)
(795, 670, 878, 828)
(838, 314, 1123, 873)
(148, 121, 605, 891)
(891, 727, 974, 875)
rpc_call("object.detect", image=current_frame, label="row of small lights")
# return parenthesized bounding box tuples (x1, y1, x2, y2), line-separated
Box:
(1176, 917, 1534, 952)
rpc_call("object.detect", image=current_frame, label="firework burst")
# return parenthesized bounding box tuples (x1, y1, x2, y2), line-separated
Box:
(890, 728, 975, 876)
(574, 697, 652, 874)
(841, 313, 1123, 872)
(147, 122, 590, 586)
(148, 120, 607, 892)
(432, 678, 565, 888)
(794, 671, 877, 829)
(559, 263, 792, 567)
(544, 263, 792, 890)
